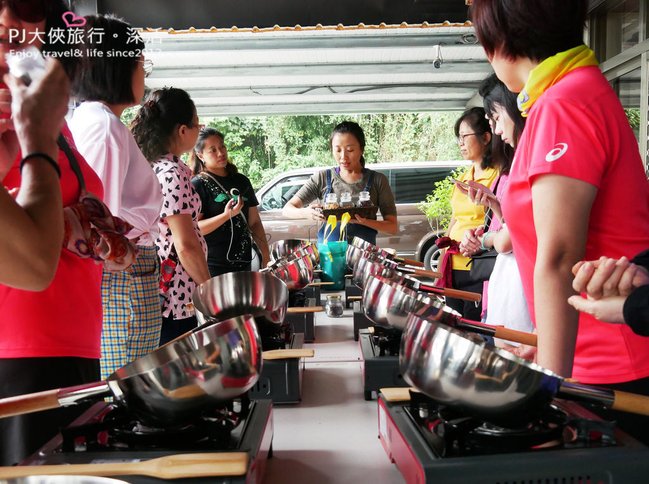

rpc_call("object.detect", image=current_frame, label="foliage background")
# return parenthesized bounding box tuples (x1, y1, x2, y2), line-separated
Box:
(120, 106, 646, 232)
(203, 112, 463, 189)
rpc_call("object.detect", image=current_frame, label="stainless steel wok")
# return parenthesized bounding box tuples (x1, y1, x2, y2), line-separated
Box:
(354, 253, 479, 301)
(0, 315, 262, 426)
(350, 236, 425, 267)
(270, 239, 319, 266)
(400, 314, 649, 427)
(193, 271, 288, 325)
(362, 275, 536, 346)
(270, 253, 314, 290)
(351, 251, 441, 289)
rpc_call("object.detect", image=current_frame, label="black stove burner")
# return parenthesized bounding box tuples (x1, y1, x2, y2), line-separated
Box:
(257, 318, 292, 351)
(60, 395, 251, 453)
(406, 391, 616, 457)
(372, 327, 402, 356)
(288, 290, 307, 307)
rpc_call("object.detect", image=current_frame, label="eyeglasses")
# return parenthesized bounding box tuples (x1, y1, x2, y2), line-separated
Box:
(456, 132, 479, 145)
(0, 0, 49, 23)
(139, 59, 154, 77)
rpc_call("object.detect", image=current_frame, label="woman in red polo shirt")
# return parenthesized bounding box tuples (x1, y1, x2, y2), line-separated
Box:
(0, 1, 104, 465)
(472, 0, 649, 443)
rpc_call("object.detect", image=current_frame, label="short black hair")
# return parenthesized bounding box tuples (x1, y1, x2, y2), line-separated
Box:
(454, 107, 495, 170)
(479, 73, 526, 165)
(131, 87, 197, 162)
(471, 0, 587, 61)
(71, 14, 145, 104)
(330, 121, 366, 167)
(191, 127, 238, 176)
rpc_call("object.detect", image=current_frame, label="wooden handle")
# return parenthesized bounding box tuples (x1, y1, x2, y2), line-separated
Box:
(0, 388, 62, 419)
(441, 287, 482, 302)
(396, 257, 424, 267)
(493, 327, 538, 347)
(347, 295, 363, 301)
(612, 390, 649, 416)
(262, 349, 315, 360)
(0, 452, 249, 479)
(345, 274, 354, 278)
(287, 305, 324, 313)
(307, 281, 336, 286)
(411, 269, 442, 279)
(380, 387, 416, 402)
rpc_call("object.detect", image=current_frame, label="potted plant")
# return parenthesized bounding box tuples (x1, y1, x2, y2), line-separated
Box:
(417, 169, 465, 233)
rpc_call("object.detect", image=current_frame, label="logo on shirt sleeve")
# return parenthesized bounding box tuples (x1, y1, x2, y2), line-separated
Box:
(545, 143, 569, 162)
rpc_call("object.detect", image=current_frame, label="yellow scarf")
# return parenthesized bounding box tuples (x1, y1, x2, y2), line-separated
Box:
(517, 45, 599, 117)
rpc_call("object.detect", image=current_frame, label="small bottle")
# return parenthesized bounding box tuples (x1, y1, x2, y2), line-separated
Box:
(358, 190, 372, 207)
(340, 192, 353, 208)
(325, 193, 339, 210)
(325, 294, 344, 317)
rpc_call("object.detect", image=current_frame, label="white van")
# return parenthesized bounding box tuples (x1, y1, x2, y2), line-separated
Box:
(256, 161, 469, 264)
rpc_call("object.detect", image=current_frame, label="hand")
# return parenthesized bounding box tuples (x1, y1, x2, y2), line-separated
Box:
(5, 58, 69, 158)
(351, 214, 367, 225)
(307, 204, 324, 221)
(501, 343, 537, 362)
(456, 180, 498, 209)
(572, 256, 649, 299)
(227, 196, 244, 217)
(567, 294, 626, 323)
(459, 226, 483, 257)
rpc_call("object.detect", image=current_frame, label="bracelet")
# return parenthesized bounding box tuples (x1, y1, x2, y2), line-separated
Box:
(480, 231, 494, 250)
(19, 153, 61, 178)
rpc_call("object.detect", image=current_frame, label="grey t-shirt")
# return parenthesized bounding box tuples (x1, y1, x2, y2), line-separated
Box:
(294, 168, 397, 219)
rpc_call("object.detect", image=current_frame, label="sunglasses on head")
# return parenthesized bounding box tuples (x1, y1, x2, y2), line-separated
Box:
(1, 0, 51, 23)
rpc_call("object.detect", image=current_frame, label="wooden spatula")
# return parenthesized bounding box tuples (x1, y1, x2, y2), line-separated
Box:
(0, 452, 249, 479)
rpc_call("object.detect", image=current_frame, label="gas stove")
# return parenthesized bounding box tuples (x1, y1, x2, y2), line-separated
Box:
(359, 328, 408, 400)
(22, 396, 273, 484)
(378, 389, 649, 483)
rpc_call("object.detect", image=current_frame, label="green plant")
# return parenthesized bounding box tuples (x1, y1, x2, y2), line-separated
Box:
(417, 168, 466, 233)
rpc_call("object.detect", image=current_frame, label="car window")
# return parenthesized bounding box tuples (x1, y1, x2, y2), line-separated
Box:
(392, 167, 453, 203)
(260, 174, 311, 211)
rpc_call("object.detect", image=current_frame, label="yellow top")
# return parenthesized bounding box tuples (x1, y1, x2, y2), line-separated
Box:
(448, 165, 499, 270)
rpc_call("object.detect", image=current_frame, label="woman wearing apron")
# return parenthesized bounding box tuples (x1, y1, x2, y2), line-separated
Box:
(283, 121, 397, 244)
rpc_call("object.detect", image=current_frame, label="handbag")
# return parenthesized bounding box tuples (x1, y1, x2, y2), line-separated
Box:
(59, 134, 138, 272)
(467, 201, 500, 283)
(469, 248, 498, 282)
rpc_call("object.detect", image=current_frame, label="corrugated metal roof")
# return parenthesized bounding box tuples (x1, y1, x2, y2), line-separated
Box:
(140, 22, 490, 116)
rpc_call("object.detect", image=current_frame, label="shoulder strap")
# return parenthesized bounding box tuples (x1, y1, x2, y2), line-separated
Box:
(201, 170, 228, 194)
(57, 133, 86, 195)
(363, 169, 374, 192)
(323, 168, 333, 199)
